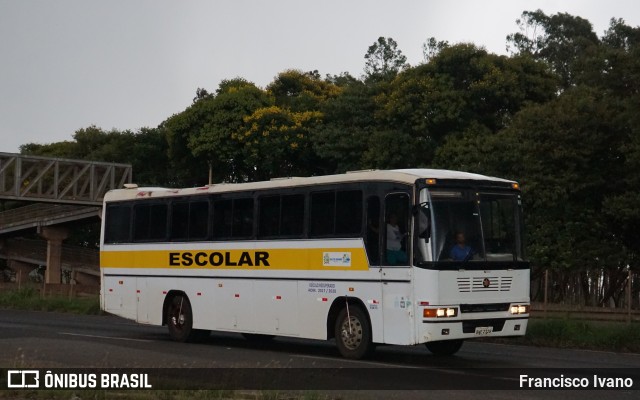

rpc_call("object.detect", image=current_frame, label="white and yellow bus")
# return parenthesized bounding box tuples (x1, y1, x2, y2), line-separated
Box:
(100, 169, 529, 358)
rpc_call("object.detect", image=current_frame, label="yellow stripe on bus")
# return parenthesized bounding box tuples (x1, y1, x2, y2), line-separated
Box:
(100, 248, 369, 271)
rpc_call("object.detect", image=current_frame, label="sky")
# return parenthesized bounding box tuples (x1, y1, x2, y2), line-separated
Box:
(1, 0, 639, 153)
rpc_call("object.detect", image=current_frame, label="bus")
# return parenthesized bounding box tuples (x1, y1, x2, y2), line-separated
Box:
(100, 169, 529, 359)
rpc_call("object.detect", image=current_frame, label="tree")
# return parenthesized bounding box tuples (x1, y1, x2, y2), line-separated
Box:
(20, 141, 78, 159)
(20, 126, 171, 186)
(187, 79, 273, 183)
(127, 127, 171, 186)
(422, 37, 449, 62)
(266, 70, 341, 112)
(162, 94, 219, 186)
(364, 37, 407, 80)
(598, 18, 640, 96)
(235, 106, 322, 180)
(507, 10, 600, 88)
(381, 43, 557, 165)
(311, 78, 377, 173)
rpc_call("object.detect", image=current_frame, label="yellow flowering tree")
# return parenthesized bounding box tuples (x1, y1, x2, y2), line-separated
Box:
(235, 106, 323, 180)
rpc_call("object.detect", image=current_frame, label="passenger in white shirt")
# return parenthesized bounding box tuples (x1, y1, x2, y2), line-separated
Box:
(386, 214, 407, 265)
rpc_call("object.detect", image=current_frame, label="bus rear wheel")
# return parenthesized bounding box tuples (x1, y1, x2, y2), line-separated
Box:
(425, 339, 464, 356)
(334, 305, 373, 359)
(166, 294, 209, 342)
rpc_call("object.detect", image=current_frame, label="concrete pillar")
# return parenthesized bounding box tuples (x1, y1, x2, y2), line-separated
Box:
(39, 226, 69, 284)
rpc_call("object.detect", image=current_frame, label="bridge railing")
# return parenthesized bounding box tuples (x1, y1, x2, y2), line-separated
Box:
(0, 152, 131, 205)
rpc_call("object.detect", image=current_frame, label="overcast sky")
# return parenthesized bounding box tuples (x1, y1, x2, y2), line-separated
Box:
(1, 0, 639, 153)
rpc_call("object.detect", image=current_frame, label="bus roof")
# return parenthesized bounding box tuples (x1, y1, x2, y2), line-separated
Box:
(104, 168, 515, 202)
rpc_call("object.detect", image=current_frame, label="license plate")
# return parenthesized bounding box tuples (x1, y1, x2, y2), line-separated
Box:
(475, 326, 493, 336)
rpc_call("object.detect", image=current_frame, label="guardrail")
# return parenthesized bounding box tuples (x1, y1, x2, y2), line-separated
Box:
(530, 302, 640, 323)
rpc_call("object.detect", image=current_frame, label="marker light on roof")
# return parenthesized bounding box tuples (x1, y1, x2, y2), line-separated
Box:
(425, 178, 437, 185)
(512, 183, 520, 190)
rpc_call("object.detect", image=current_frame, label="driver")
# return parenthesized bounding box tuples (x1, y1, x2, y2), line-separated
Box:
(450, 232, 474, 261)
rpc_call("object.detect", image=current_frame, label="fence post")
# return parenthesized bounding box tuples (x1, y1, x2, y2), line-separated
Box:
(628, 267, 632, 324)
(544, 269, 549, 319)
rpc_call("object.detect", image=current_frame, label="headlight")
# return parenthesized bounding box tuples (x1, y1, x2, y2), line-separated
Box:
(424, 307, 458, 318)
(510, 304, 530, 314)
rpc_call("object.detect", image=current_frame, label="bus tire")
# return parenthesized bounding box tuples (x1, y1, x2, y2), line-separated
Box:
(334, 305, 373, 359)
(425, 339, 464, 356)
(166, 294, 209, 343)
(242, 333, 276, 342)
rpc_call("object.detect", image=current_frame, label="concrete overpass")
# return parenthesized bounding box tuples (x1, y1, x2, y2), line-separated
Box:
(0, 203, 101, 235)
(0, 152, 132, 286)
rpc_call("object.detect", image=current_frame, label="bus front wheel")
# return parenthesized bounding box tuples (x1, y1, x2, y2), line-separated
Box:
(334, 305, 373, 359)
(166, 294, 209, 342)
(425, 339, 464, 356)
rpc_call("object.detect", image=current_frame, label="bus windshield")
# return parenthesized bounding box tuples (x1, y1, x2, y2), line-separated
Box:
(425, 188, 523, 262)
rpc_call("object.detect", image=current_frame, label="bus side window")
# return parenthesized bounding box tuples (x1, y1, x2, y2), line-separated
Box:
(365, 196, 380, 265)
(232, 198, 254, 238)
(212, 199, 233, 239)
(310, 192, 335, 237)
(384, 193, 410, 266)
(105, 204, 132, 243)
(281, 194, 304, 237)
(335, 190, 362, 235)
(189, 200, 209, 239)
(259, 195, 280, 237)
(133, 203, 168, 242)
(170, 202, 189, 240)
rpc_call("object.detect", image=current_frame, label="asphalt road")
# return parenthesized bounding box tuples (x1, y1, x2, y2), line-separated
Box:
(1, 309, 639, 399)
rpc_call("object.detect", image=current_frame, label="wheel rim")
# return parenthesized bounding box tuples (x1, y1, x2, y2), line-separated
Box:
(340, 315, 363, 350)
(170, 298, 186, 331)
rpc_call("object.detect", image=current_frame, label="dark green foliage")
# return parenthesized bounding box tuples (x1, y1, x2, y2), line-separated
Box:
(507, 10, 600, 88)
(21, 126, 171, 187)
(523, 319, 640, 352)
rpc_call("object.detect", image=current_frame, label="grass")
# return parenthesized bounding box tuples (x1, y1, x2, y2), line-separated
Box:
(0, 287, 101, 315)
(513, 318, 640, 352)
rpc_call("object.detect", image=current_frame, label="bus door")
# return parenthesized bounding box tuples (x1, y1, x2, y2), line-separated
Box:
(136, 278, 150, 323)
(380, 192, 415, 345)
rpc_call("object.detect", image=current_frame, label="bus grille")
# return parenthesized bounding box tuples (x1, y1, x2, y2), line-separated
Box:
(459, 303, 511, 313)
(457, 277, 512, 292)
